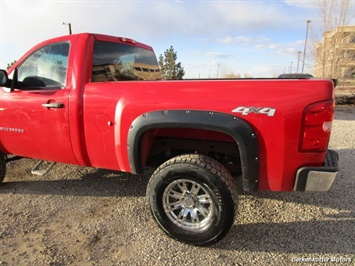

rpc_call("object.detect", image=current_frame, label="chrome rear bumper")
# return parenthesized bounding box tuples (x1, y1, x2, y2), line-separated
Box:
(294, 150, 339, 192)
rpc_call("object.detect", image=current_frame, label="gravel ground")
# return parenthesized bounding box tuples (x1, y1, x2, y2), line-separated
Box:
(0, 106, 354, 266)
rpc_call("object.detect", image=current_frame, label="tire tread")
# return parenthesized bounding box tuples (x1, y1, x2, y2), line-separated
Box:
(147, 153, 238, 219)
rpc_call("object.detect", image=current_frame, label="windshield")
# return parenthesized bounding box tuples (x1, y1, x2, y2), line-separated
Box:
(91, 41, 161, 82)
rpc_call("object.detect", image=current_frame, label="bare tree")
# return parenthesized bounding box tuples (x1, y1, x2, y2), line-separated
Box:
(218, 65, 253, 79)
(7, 60, 17, 70)
(311, 0, 354, 79)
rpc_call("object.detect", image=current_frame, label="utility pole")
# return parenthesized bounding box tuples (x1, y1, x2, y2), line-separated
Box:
(290, 61, 293, 73)
(302, 20, 311, 73)
(63, 22, 72, 35)
(296, 51, 301, 73)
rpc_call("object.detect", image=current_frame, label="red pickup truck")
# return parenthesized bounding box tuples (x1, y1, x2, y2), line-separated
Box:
(0, 33, 338, 246)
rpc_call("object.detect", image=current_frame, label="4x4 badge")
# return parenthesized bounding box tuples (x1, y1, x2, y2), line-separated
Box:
(232, 106, 276, 117)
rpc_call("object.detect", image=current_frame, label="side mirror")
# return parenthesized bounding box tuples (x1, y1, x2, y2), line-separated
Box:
(0, 70, 8, 86)
(0, 69, 17, 92)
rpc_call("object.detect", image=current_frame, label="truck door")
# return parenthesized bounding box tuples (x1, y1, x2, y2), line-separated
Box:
(0, 42, 77, 164)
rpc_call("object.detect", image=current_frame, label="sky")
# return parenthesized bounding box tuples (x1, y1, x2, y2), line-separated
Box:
(0, 0, 354, 78)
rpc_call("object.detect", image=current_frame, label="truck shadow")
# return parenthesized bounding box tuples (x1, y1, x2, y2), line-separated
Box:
(218, 219, 355, 254)
(0, 168, 151, 197)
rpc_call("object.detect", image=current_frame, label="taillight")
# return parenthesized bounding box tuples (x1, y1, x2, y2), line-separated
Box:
(300, 100, 334, 152)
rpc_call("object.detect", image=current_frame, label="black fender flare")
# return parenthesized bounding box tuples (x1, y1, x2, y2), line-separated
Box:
(127, 110, 259, 191)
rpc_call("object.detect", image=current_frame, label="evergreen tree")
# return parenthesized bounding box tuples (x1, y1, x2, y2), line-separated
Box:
(159, 46, 185, 80)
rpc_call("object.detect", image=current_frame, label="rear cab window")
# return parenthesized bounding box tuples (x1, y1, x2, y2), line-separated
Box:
(91, 41, 161, 82)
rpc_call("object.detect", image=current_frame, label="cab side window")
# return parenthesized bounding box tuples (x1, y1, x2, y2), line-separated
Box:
(17, 42, 70, 89)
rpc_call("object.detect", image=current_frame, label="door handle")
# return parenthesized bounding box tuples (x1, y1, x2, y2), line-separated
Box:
(42, 102, 64, 108)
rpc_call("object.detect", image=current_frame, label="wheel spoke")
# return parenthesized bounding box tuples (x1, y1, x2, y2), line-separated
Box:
(197, 205, 210, 218)
(168, 191, 184, 200)
(168, 201, 183, 211)
(190, 183, 201, 195)
(177, 208, 190, 222)
(178, 182, 189, 194)
(190, 209, 200, 225)
(177, 208, 184, 219)
(197, 194, 212, 204)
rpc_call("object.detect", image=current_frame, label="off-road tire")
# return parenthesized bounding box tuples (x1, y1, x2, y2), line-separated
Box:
(146, 154, 238, 246)
(0, 153, 6, 183)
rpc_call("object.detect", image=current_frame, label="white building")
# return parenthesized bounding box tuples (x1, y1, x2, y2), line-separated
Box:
(314, 26, 355, 92)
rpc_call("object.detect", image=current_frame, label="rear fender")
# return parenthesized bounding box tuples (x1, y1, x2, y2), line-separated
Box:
(127, 110, 259, 191)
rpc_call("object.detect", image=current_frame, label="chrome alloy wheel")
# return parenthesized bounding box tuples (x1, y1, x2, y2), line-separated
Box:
(162, 179, 216, 232)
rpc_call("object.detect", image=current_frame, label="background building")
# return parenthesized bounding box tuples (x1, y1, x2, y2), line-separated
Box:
(314, 26, 355, 93)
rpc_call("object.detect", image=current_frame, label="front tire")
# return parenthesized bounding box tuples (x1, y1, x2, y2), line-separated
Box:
(146, 154, 238, 246)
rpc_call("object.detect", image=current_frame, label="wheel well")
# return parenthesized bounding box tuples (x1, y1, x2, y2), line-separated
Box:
(141, 128, 242, 175)
(128, 110, 259, 191)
